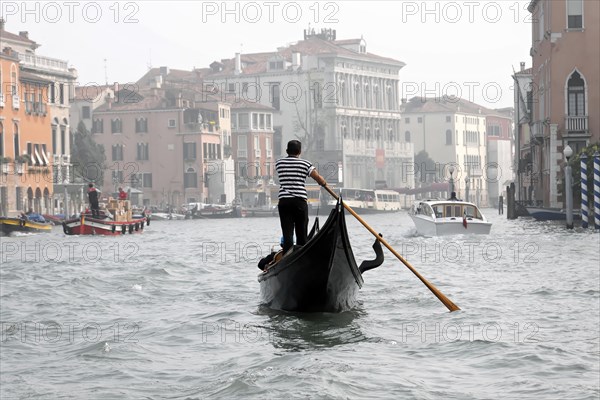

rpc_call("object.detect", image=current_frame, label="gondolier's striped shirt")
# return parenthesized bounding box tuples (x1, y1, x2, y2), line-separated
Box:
(275, 156, 315, 200)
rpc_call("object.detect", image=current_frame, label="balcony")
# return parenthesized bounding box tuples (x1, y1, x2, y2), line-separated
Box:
(18, 53, 71, 74)
(182, 122, 220, 134)
(254, 149, 261, 158)
(15, 162, 25, 175)
(564, 115, 588, 134)
(182, 122, 203, 134)
(237, 149, 247, 158)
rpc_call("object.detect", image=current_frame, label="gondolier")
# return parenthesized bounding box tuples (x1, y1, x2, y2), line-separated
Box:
(275, 140, 327, 254)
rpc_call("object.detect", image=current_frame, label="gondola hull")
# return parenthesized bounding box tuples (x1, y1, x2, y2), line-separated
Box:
(258, 203, 374, 312)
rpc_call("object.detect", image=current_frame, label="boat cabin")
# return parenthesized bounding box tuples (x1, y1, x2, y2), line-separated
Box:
(416, 201, 484, 220)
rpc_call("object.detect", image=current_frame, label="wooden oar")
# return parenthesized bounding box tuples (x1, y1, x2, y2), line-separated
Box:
(323, 185, 460, 312)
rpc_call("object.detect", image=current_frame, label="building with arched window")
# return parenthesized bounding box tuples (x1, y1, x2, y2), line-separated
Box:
(0, 47, 53, 216)
(527, 0, 599, 208)
(1, 19, 79, 215)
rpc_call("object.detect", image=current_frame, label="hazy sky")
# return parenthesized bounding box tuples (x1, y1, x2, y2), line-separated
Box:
(2, 0, 532, 108)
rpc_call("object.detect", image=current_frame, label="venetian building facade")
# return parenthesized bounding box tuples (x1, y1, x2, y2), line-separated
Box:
(204, 29, 413, 190)
(0, 49, 53, 215)
(528, 0, 600, 207)
(400, 97, 490, 207)
(0, 19, 78, 213)
(92, 68, 234, 207)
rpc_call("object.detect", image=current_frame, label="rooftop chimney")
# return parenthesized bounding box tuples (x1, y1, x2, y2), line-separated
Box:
(520, 62, 525, 72)
(19, 31, 29, 39)
(113, 82, 119, 103)
(234, 53, 242, 75)
(292, 52, 301, 70)
(160, 66, 169, 78)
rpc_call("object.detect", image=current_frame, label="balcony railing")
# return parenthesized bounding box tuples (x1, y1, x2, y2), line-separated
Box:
(12, 94, 20, 110)
(183, 122, 202, 133)
(18, 53, 70, 73)
(0, 92, 4, 107)
(564, 115, 588, 134)
(237, 149, 247, 158)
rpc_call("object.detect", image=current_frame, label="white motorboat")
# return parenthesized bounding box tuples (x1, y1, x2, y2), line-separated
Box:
(409, 199, 492, 236)
(150, 212, 186, 221)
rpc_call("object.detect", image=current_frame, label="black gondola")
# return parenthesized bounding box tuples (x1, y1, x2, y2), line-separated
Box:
(258, 199, 384, 312)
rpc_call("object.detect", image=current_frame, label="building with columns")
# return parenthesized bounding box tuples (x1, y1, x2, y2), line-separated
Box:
(203, 29, 413, 189)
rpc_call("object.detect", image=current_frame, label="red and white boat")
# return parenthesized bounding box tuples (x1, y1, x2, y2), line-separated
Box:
(62, 198, 150, 236)
(62, 210, 149, 235)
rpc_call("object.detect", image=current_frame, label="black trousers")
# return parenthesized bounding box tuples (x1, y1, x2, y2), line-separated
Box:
(278, 197, 308, 253)
(90, 201, 100, 218)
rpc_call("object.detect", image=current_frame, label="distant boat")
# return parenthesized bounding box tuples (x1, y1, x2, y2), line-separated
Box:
(326, 188, 403, 214)
(243, 205, 278, 218)
(150, 212, 186, 221)
(409, 199, 492, 236)
(62, 199, 148, 235)
(0, 216, 53, 236)
(525, 207, 581, 221)
(185, 202, 245, 219)
(258, 200, 384, 312)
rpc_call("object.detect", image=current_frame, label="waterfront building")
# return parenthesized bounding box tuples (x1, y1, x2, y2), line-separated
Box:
(0, 19, 79, 215)
(400, 97, 491, 207)
(0, 48, 52, 216)
(527, 0, 600, 207)
(71, 84, 115, 135)
(485, 108, 514, 207)
(203, 29, 413, 189)
(230, 98, 276, 190)
(91, 67, 234, 207)
(512, 62, 535, 204)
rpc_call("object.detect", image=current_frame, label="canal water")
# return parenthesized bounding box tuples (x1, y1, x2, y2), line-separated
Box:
(1, 210, 599, 399)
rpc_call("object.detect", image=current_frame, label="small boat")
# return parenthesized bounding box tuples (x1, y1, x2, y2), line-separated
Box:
(186, 203, 245, 219)
(409, 199, 492, 236)
(243, 205, 278, 218)
(0, 216, 53, 236)
(525, 207, 581, 221)
(258, 200, 384, 312)
(62, 199, 149, 235)
(42, 214, 66, 225)
(149, 212, 186, 221)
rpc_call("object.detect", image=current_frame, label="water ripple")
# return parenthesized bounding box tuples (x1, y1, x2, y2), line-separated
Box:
(1, 211, 599, 399)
